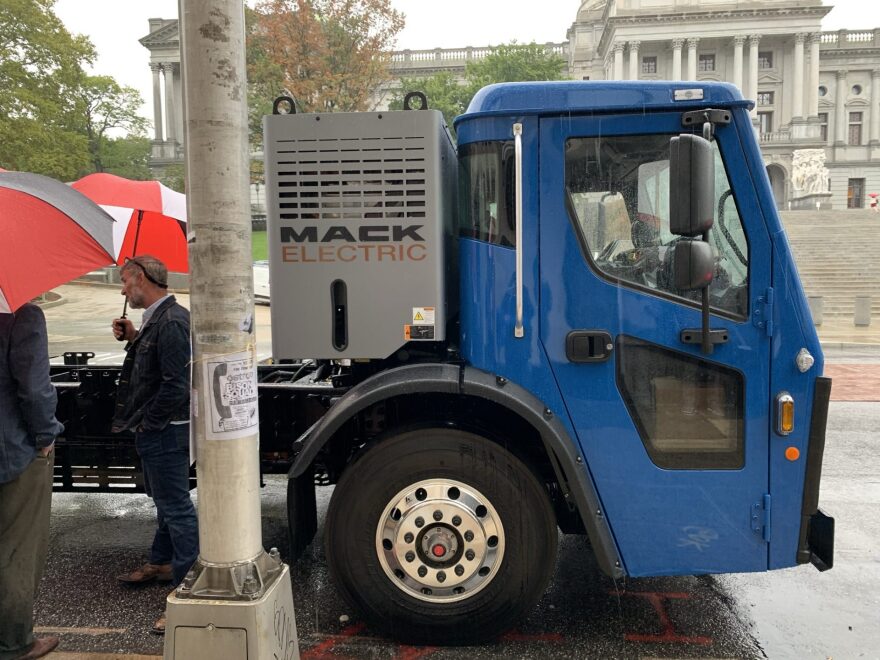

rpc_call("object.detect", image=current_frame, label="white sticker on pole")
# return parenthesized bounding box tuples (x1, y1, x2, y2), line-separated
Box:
(203, 350, 259, 440)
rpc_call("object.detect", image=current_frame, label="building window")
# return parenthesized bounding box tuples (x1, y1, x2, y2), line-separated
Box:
(818, 85, 828, 97)
(758, 111, 773, 134)
(758, 51, 774, 69)
(757, 91, 774, 106)
(818, 112, 828, 143)
(641, 56, 657, 74)
(849, 111, 863, 145)
(847, 178, 865, 209)
(851, 84, 863, 95)
(698, 54, 715, 72)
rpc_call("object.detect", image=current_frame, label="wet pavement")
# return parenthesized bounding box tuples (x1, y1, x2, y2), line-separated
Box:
(34, 402, 880, 659)
(39, 479, 769, 659)
(30, 283, 880, 658)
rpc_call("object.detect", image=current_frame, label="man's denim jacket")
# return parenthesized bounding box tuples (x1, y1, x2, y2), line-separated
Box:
(112, 296, 190, 434)
(0, 304, 64, 484)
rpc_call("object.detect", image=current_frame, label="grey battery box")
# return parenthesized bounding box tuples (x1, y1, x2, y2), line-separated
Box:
(263, 108, 457, 361)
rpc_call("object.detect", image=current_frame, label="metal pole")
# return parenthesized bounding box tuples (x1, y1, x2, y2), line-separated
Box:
(165, 1, 298, 658)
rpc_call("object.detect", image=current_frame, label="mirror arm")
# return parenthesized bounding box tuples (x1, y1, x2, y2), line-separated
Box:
(700, 229, 712, 355)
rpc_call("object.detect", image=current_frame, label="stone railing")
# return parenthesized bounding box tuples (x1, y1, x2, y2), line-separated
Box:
(820, 29, 880, 48)
(390, 42, 568, 72)
(760, 129, 792, 143)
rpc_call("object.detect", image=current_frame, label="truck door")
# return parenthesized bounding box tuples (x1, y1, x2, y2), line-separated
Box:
(539, 112, 772, 576)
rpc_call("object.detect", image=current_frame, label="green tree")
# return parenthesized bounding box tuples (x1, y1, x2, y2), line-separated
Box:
(388, 42, 568, 138)
(100, 136, 152, 181)
(389, 72, 471, 130)
(464, 42, 567, 90)
(0, 0, 95, 178)
(159, 163, 186, 193)
(72, 75, 149, 174)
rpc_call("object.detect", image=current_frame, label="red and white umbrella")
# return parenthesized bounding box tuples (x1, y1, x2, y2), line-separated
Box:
(0, 171, 116, 313)
(71, 173, 189, 272)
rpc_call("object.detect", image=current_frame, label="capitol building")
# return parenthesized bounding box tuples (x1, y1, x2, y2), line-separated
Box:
(141, 0, 880, 211)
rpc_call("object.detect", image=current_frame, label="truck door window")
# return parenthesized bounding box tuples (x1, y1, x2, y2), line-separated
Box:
(617, 336, 745, 469)
(458, 141, 516, 247)
(565, 134, 749, 318)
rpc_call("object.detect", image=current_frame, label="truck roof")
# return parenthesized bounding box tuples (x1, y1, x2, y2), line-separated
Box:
(454, 81, 753, 126)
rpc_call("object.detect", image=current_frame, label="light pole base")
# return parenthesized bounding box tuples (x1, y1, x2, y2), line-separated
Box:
(163, 562, 299, 660)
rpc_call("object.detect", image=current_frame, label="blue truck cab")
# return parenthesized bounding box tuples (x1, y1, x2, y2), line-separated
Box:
(454, 80, 832, 579)
(264, 80, 833, 645)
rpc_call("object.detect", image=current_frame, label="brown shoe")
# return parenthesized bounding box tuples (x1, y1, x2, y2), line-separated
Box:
(117, 562, 173, 584)
(151, 613, 167, 635)
(13, 635, 59, 659)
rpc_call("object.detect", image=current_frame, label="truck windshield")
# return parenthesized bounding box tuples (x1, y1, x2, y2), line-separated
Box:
(565, 134, 749, 318)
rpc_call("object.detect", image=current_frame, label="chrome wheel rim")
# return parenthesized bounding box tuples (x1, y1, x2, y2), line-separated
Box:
(375, 478, 505, 603)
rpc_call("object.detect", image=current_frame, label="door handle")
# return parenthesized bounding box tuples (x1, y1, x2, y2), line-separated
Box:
(566, 331, 613, 363)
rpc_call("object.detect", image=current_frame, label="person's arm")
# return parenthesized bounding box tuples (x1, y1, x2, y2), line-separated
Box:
(9, 305, 64, 450)
(140, 318, 190, 431)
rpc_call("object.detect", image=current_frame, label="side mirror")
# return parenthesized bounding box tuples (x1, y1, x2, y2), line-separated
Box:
(669, 134, 715, 237)
(674, 240, 715, 291)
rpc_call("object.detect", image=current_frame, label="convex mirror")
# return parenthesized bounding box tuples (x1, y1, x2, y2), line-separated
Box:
(673, 240, 715, 290)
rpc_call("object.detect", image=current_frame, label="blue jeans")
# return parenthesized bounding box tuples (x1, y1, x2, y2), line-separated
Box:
(136, 424, 199, 586)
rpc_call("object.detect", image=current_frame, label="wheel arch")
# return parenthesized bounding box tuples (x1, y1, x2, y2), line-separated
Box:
(289, 362, 625, 578)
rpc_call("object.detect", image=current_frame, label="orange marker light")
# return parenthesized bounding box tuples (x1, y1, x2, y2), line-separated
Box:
(776, 392, 795, 435)
(785, 446, 800, 461)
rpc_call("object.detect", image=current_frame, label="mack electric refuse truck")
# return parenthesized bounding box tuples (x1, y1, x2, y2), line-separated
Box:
(50, 81, 833, 645)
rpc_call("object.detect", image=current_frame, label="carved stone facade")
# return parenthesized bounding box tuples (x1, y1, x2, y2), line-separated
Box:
(140, 1, 880, 209)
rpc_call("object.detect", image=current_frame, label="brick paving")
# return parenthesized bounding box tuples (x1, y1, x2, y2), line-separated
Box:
(824, 364, 880, 401)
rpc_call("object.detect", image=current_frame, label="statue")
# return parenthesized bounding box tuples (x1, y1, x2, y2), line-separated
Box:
(791, 149, 830, 195)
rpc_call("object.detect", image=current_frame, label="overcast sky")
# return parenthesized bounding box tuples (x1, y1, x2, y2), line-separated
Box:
(54, 0, 880, 123)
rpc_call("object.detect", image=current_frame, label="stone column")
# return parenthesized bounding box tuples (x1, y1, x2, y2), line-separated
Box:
(150, 63, 163, 141)
(808, 33, 821, 118)
(628, 41, 641, 80)
(687, 38, 699, 81)
(732, 35, 745, 91)
(871, 69, 880, 144)
(748, 34, 761, 116)
(793, 33, 806, 119)
(164, 63, 176, 143)
(835, 69, 848, 144)
(671, 38, 684, 81)
(613, 42, 625, 80)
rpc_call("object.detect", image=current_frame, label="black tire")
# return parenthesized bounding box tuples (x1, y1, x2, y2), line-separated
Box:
(324, 428, 558, 645)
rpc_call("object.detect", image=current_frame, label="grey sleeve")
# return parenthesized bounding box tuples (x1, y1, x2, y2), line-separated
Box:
(10, 305, 64, 447)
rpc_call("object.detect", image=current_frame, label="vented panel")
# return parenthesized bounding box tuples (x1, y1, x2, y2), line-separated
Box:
(263, 110, 457, 361)
(273, 136, 428, 223)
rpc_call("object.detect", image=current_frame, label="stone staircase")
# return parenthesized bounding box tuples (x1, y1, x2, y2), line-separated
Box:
(779, 209, 880, 322)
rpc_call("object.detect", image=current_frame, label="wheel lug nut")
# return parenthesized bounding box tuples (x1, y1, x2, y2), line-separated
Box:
(433, 510, 443, 521)
(452, 515, 462, 526)
(454, 565, 465, 576)
(464, 530, 474, 542)
(418, 566, 427, 577)
(437, 571, 446, 583)
(465, 549, 475, 561)
(405, 551, 415, 562)
(404, 532, 414, 543)
(415, 517, 425, 528)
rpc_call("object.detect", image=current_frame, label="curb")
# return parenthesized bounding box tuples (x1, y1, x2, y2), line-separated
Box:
(38, 295, 67, 310)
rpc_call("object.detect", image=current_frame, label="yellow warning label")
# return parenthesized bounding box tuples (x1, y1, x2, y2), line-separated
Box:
(412, 307, 435, 325)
